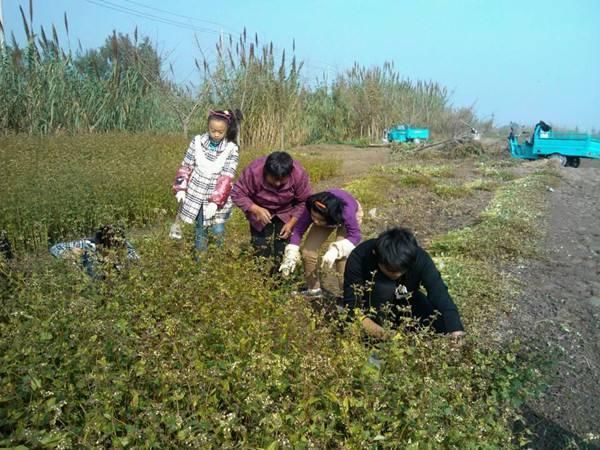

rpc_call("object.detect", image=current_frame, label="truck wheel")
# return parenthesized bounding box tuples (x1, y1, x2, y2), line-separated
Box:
(550, 154, 567, 166)
(566, 157, 580, 168)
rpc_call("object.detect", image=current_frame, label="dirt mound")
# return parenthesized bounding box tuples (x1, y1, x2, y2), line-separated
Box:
(413, 138, 509, 160)
(440, 140, 485, 157)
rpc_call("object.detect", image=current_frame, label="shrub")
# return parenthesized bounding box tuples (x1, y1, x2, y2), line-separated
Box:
(0, 134, 339, 253)
(0, 235, 539, 448)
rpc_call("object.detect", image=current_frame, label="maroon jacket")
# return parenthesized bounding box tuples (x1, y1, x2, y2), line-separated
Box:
(231, 156, 312, 231)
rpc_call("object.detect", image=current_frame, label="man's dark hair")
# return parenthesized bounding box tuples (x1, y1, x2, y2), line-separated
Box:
(264, 151, 294, 178)
(374, 227, 419, 272)
(307, 191, 345, 226)
(94, 224, 126, 249)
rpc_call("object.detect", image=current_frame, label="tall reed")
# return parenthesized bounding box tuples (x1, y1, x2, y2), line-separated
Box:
(0, 7, 486, 143)
(0, 5, 176, 134)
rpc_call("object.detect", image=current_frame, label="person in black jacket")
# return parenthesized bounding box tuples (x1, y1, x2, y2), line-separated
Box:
(343, 227, 465, 339)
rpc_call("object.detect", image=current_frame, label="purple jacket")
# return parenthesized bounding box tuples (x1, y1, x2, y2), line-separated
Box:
(231, 156, 312, 231)
(290, 188, 361, 246)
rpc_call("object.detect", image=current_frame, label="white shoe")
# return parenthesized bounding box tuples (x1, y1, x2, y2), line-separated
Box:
(292, 287, 323, 298)
(169, 223, 182, 240)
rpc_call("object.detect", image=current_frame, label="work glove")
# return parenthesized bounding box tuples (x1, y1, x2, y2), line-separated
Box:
(278, 244, 300, 277)
(204, 202, 218, 219)
(333, 239, 356, 258)
(321, 246, 339, 269)
(321, 239, 356, 269)
(175, 191, 186, 203)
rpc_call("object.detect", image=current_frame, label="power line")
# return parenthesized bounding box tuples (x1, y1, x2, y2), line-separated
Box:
(84, 0, 337, 76)
(121, 0, 239, 34)
(85, 0, 223, 36)
(121, 0, 337, 73)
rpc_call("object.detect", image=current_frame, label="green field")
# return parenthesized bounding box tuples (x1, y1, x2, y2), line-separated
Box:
(0, 136, 554, 448)
(0, 134, 339, 253)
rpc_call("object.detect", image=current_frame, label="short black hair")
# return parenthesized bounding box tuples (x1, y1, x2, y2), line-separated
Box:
(374, 227, 418, 272)
(208, 108, 244, 142)
(264, 151, 293, 178)
(306, 191, 345, 226)
(94, 224, 126, 249)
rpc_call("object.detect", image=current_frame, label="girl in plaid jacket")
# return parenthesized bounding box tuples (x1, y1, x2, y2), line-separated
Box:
(170, 109, 243, 254)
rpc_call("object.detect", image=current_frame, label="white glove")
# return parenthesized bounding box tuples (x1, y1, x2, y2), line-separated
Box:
(278, 244, 300, 277)
(175, 191, 186, 203)
(330, 239, 356, 259)
(204, 202, 218, 219)
(321, 239, 356, 269)
(321, 246, 339, 269)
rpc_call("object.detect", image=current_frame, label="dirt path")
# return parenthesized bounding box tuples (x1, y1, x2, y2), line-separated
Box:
(291, 144, 391, 188)
(507, 160, 600, 449)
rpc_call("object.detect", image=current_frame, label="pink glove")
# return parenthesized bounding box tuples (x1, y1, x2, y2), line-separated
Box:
(172, 166, 193, 193)
(209, 174, 234, 207)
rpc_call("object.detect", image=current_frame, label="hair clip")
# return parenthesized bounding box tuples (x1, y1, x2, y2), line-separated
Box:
(208, 110, 233, 123)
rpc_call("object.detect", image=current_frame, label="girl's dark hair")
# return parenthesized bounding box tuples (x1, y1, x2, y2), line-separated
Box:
(94, 224, 126, 249)
(306, 191, 345, 226)
(264, 151, 293, 178)
(374, 227, 419, 272)
(208, 108, 244, 142)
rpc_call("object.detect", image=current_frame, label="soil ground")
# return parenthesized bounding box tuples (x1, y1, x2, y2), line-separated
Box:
(294, 144, 391, 184)
(296, 142, 600, 448)
(507, 158, 600, 449)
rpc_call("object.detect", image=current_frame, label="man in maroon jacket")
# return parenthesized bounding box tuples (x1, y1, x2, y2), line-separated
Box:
(231, 151, 312, 267)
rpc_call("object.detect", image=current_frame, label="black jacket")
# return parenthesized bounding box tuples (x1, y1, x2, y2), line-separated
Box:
(343, 239, 464, 332)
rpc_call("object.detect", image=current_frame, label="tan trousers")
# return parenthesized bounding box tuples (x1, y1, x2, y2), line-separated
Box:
(301, 202, 363, 290)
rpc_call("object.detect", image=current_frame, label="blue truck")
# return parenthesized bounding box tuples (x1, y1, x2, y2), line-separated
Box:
(509, 121, 600, 168)
(386, 124, 430, 144)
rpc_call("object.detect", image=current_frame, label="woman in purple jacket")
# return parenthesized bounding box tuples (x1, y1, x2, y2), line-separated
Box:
(279, 189, 363, 296)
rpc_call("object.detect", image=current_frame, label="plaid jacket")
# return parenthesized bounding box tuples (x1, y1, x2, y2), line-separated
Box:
(50, 239, 139, 260)
(178, 134, 239, 226)
(50, 238, 139, 278)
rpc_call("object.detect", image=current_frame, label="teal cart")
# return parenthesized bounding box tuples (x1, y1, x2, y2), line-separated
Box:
(509, 121, 600, 168)
(387, 124, 430, 144)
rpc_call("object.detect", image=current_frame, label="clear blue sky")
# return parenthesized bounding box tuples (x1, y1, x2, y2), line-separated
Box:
(3, 0, 600, 130)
